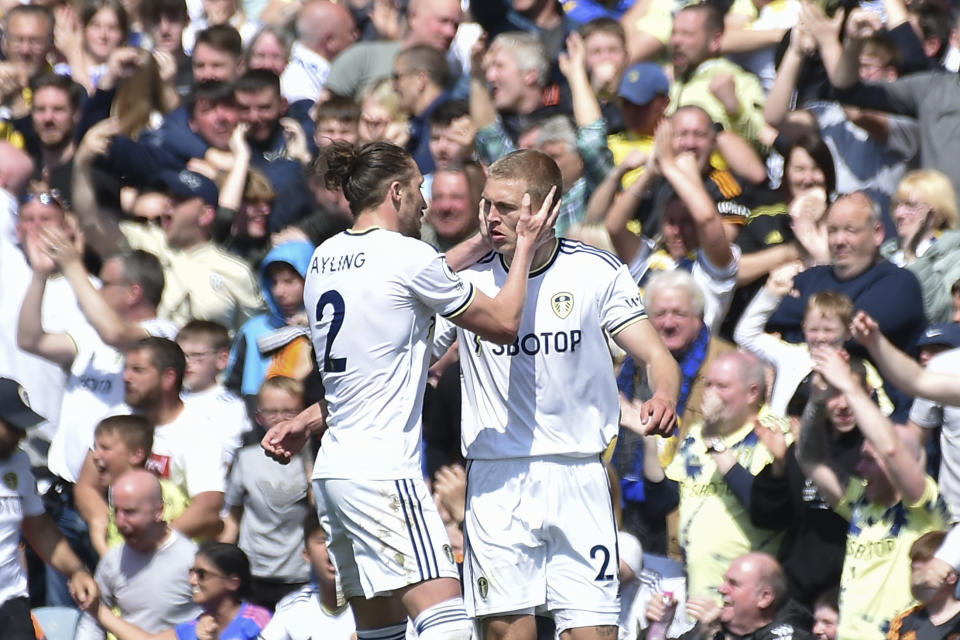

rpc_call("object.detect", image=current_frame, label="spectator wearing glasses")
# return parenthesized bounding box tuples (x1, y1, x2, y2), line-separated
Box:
(220, 376, 312, 611)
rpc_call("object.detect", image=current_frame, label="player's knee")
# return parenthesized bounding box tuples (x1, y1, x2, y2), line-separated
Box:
(414, 597, 473, 640)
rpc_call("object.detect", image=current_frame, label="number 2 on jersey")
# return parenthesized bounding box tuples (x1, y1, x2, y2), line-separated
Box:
(316, 290, 346, 372)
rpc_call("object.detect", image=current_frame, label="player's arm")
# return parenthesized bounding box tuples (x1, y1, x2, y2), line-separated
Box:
(17, 236, 78, 367)
(613, 317, 680, 436)
(262, 400, 327, 464)
(450, 188, 560, 344)
(444, 233, 490, 272)
(852, 311, 960, 405)
(170, 491, 224, 539)
(813, 345, 927, 503)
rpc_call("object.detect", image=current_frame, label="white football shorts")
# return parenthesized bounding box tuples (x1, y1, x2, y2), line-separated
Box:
(462, 455, 621, 632)
(313, 477, 460, 600)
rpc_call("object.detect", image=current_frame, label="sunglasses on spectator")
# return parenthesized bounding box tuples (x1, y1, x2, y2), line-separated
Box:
(20, 189, 67, 210)
(189, 567, 225, 581)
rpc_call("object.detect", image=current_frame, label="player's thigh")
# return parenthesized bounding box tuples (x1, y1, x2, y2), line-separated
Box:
(544, 458, 620, 630)
(319, 477, 459, 600)
(481, 613, 538, 640)
(463, 459, 546, 617)
(349, 594, 408, 630)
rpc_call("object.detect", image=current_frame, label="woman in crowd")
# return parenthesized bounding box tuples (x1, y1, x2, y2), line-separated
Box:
(244, 25, 292, 76)
(882, 169, 959, 266)
(57, 0, 130, 93)
(93, 543, 271, 640)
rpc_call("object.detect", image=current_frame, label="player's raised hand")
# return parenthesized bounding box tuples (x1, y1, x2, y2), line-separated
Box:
(639, 395, 678, 437)
(516, 185, 561, 248)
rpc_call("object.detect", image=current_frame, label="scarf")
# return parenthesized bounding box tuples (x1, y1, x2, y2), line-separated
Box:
(615, 325, 712, 504)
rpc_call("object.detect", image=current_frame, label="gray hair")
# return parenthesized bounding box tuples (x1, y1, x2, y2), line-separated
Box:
(643, 269, 706, 319)
(536, 115, 577, 151)
(829, 191, 882, 226)
(245, 24, 293, 64)
(491, 31, 550, 86)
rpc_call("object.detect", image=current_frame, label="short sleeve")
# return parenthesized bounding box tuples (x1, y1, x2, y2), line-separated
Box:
(223, 453, 246, 507)
(181, 434, 228, 496)
(599, 264, 647, 336)
(432, 314, 459, 357)
(408, 252, 476, 319)
(832, 477, 864, 523)
(909, 351, 958, 428)
(11, 453, 44, 517)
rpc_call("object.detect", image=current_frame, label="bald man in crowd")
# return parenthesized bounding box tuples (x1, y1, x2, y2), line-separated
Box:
(644, 553, 813, 640)
(75, 470, 199, 640)
(281, 0, 358, 103)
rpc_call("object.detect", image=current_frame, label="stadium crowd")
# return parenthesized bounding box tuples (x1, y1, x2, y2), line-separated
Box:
(3, 0, 960, 638)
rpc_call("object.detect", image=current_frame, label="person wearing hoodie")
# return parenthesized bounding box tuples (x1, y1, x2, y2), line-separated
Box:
(226, 241, 314, 415)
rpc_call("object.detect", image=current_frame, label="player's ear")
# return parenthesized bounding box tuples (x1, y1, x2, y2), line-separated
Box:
(390, 180, 403, 210)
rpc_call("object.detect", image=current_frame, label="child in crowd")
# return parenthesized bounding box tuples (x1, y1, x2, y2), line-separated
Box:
(734, 264, 892, 417)
(258, 512, 354, 640)
(313, 96, 360, 148)
(226, 241, 314, 415)
(87, 414, 187, 555)
(177, 320, 250, 466)
(812, 588, 839, 640)
(221, 376, 312, 610)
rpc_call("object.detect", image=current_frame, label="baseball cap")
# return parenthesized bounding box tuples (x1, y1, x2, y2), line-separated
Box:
(158, 169, 219, 206)
(0, 378, 45, 430)
(618, 62, 669, 106)
(917, 323, 960, 349)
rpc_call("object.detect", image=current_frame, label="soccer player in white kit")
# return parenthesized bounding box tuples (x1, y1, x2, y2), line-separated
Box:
(433, 150, 681, 640)
(261, 142, 559, 640)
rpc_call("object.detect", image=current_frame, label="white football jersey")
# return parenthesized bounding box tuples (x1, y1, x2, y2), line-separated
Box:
(305, 228, 475, 480)
(435, 239, 647, 460)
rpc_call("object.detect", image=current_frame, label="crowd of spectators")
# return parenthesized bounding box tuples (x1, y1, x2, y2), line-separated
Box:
(3, 0, 960, 637)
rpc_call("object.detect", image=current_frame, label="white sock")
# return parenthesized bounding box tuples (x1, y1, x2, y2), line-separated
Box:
(413, 596, 473, 640)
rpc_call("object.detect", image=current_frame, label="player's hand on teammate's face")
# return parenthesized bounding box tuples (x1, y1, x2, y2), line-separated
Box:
(639, 395, 678, 437)
(478, 198, 494, 249)
(515, 185, 561, 249)
(261, 415, 310, 464)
